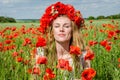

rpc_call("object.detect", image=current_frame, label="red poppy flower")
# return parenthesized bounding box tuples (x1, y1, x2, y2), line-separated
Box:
(81, 68, 96, 80)
(84, 50, 95, 60)
(40, 2, 84, 33)
(57, 59, 72, 71)
(115, 30, 120, 34)
(118, 58, 120, 63)
(0, 42, 3, 48)
(16, 56, 23, 62)
(70, 45, 81, 55)
(36, 56, 47, 64)
(105, 45, 111, 52)
(13, 32, 19, 38)
(32, 67, 40, 75)
(11, 26, 16, 31)
(36, 36, 46, 47)
(6, 35, 13, 39)
(102, 24, 107, 27)
(24, 38, 31, 44)
(27, 68, 32, 74)
(89, 20, 93, 23)
(0, 42, 3, 51)
(99, 29, 105, 33)
(107, 31, 116, 38)
(118, 64, 120, 68)
(43, 68, 55, 80)
(12, 51, 19, 57)
(5, 40, 12, 44)
(88, 40, 98, 46)
(37, 27, 45, 33)
(107, 24, 115, 29)
(100, 39, 108, 47)
(23, 60, 30, 65)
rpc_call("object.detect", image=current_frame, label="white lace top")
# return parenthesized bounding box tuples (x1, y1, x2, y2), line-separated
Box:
(36, 47, 88, 80)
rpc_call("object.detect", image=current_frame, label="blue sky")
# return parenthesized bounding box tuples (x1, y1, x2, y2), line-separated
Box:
(0, 0, 120, 19)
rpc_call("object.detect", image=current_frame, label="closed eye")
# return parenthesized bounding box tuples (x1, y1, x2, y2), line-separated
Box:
(54, 26, 59, 28)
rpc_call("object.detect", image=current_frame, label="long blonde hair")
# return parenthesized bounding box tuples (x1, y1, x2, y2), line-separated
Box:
(44, 16, 86, 78)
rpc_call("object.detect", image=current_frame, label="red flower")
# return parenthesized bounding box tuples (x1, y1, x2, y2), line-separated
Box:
(22, 38, 31, 46)
(6, 35, 13, 39)
(107, 24, 115, 29)
(39, 2, 84, 33)
(36, 36, 46, 47)
(27, 68, 32, 74)
(107, 31, 116, 38)
(5, 40, 12, 44)
(37, 27, 45, 33)
(88, 40, 98, 46)
(11, 26, 16, 31)
(99, 29, 105, 33)
(70, 45, 81, 55)
(89, 20, 93, 23)
(84, 50, 95, 60)
(23, 60, 30, 65)
(43, 68, 55, 80)
(13, 32, 19, 38)
(115, 30, 120, 34)
(0, 42, 3, 51)
(118, 64, 120, 68)
(118, 58, 120, 63)
(100, 39, 108, 47)
(105, 45, 111, 52)
(81, 68, 96, 80)
(0, 42, 3, 48)
(32, 67, 40, 75)
(12, 51, 19, 57)
(100, 39, 112, 52)
(57, 59, 72, 71)
(36, 56, 47, 64)
(16, 56, 23, 62)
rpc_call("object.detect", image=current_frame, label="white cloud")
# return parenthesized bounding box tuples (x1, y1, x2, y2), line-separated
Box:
(0, 0, 31, 4)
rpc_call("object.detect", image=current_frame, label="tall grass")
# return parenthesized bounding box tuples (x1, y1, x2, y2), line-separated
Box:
(0, 19, 120, 80)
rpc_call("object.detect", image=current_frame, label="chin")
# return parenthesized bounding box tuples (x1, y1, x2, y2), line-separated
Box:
(56, 39, 69, 43)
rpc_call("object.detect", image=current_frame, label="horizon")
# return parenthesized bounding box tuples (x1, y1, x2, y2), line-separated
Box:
(0, 0, 120, 19)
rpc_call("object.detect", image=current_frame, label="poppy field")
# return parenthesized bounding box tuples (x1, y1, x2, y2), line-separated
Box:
(0, 19, 120, 80)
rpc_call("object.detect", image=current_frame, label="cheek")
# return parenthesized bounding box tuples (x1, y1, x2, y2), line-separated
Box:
(66, 29, 72, 38)
(53, 29, 58, 38)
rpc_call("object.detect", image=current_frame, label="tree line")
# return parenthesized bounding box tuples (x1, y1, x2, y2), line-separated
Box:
(86, 13, 120, 20)
(0, 13, 120, 23)
(0, 16, 16, 23)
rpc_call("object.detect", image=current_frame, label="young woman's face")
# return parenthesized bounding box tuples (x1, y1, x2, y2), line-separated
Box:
(52, 16, 72, 43)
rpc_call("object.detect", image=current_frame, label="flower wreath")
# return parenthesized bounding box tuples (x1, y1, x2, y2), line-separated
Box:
(39, 2, 84, 33)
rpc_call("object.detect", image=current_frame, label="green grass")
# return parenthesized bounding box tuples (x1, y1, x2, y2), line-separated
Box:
(0, 19, 120, 80)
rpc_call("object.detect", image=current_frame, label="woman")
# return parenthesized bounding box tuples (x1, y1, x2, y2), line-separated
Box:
(35, 2, 91, 80)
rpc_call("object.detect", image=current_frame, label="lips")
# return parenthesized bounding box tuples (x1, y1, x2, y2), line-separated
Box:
(58, 34, 65, 37)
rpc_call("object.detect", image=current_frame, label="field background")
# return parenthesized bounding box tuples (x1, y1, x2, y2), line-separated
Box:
(0, 19, 120, 80)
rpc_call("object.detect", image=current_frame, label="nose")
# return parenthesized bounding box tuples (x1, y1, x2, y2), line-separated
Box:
(60, 26, 64, 32)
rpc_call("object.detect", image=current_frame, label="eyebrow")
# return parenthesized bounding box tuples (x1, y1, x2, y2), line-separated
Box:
(53, 23, 70, 25)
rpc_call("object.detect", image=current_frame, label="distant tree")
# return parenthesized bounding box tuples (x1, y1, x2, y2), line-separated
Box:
(106, 14, 120, 19)
(87, 16, 95, 20)
(0, 16, 6, 22)
(96, 15, 105, 19)
(0, 16, 16, 23)
(32, 20, 36, 23)
(6, 17, 16, 22)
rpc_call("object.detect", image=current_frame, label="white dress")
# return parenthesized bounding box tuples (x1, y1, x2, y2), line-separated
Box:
(36, 47, 87, 80)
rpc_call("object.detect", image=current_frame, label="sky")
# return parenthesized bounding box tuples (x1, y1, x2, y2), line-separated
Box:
(0, 0, 120, 19)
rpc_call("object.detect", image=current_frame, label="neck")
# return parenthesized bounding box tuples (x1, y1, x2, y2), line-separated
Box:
(55, 41, 70, 58)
